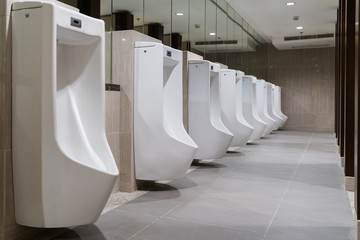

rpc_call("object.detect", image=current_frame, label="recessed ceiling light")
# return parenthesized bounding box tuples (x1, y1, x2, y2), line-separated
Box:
(209, 32, 216, 36)
(176, 12, 184, 16)
(296, 26, 303, 30)
(286, 2, 295, 6)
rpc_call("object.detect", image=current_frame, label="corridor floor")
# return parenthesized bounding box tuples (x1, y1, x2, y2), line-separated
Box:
(54, 131, 356, 240)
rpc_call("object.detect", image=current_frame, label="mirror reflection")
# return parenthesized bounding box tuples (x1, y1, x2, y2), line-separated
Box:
(95, 0, 266, 83)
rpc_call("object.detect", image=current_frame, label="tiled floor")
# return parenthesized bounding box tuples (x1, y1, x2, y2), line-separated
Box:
(53, 131, 356, 240)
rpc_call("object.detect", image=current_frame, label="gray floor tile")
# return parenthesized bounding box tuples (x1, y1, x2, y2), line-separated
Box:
(130, 218, 264, 240)
(265, 226, 356, 240)
(53, 210, 157, 240)
(293, 163, 345, 185)
(165, 192, 279, 234)
(52, 131, 356, 240)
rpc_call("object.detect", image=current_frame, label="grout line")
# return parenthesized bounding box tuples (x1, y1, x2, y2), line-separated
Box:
(263, 132, 314, 239)
(126, 159, 236, 240)
(103, 160, 211, 215)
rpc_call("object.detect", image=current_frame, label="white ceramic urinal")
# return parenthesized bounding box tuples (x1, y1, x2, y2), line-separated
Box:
(242, 76, 267, 141)
(267, 83, 283, 130)
(12, 1, 118, 228)
(266, 83, 282, 130)
(234, 71, 254, 146)
(188, 60, 233, 159)
(274, 85, 288, 128)
(220, 69, 252, 149)
(258, 80, 277, 136)
(134, 42, 197, 180)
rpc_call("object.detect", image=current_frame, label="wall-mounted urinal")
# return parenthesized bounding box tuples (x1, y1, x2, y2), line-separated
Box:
(188, 60, 233, 159)
(12, 1, 119, 228)
(134, 42, 197, 180)
(274, 85, 288, 128)
(220, 69, 253, 149)
(266, 83, 283, 130)
(235, 71, 254, 145)
(242, 76, 267, 141)
(258, 80, 277, 136)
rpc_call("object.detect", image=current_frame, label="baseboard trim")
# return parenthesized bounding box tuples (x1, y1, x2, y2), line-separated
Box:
(345, 176, 355, 192)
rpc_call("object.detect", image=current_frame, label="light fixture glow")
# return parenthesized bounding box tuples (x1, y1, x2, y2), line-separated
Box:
(286, 2, 295, 6)
(176, 12, 184, 16)
(209, 32, 216, 36)
(296, 26, 303, 30)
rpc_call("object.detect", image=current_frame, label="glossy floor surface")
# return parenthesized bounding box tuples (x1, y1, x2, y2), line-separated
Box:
(53, 131, 356, 240)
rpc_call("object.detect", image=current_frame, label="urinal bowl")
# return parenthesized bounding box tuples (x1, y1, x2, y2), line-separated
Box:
(220, 69, 253, 148)
(134, 42, 197, 180)
(258, 80, 277, 136)
(274, 86, 288, 128)
(267, 83, 283, 131)
(12, 1, 118, 227)
(242, 76, 267, 141)
(235, 71, 254, 146)
(188, 60, 233, 159)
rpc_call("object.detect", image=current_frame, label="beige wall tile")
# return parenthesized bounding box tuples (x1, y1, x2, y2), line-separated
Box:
(119, 132, 135, 192)
(106, 133, 121, 193)
(0, 151, 4, 240)
(119, 90, 132, 133)
(1, 0, 16, 17)
(105, 91, 121, 134)
(0, 16, 11, 150)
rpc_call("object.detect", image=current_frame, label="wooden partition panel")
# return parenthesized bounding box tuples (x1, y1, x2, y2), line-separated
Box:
(340, 0, 346, 157)
(335, 11, 340, 141)
(344, 0, 356, 179)
(355, 0, 360, 227)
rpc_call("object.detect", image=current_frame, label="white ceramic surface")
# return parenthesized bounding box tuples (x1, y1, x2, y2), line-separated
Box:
(242, 76, 267, 141)
(235, 71, 254, 144)
(274, 85, 288, 128)
(267, 83, 283, 130)
(12, 1, 118, 228)
(220, 69, 254, 148)
(134, 42, 197, 180)
(257, 80, 277, 136)
(188, 60, 233, 159)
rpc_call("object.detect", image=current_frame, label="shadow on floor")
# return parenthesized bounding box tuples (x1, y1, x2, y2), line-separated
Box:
(52, 225, 106, 240)
(226, 151, 247, 157)
(138, 181, 178, 191)
(191, 160, 227, 169)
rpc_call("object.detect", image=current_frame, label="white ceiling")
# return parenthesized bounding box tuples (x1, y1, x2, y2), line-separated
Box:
(227, 0, 338, 50)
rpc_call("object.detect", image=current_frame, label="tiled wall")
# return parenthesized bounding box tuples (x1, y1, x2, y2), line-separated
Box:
(267, 46, 335, 131)
(106, 89, 122, 192)
(207, 44, 335, 132)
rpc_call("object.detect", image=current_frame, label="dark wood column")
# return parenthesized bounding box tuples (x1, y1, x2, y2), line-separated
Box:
(344, 0, 356, 179)
(355, 0, 360, 219)
(335, 12, 339, 140)
(77, 0, 100, 19)
(340, 0, 346, 158)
